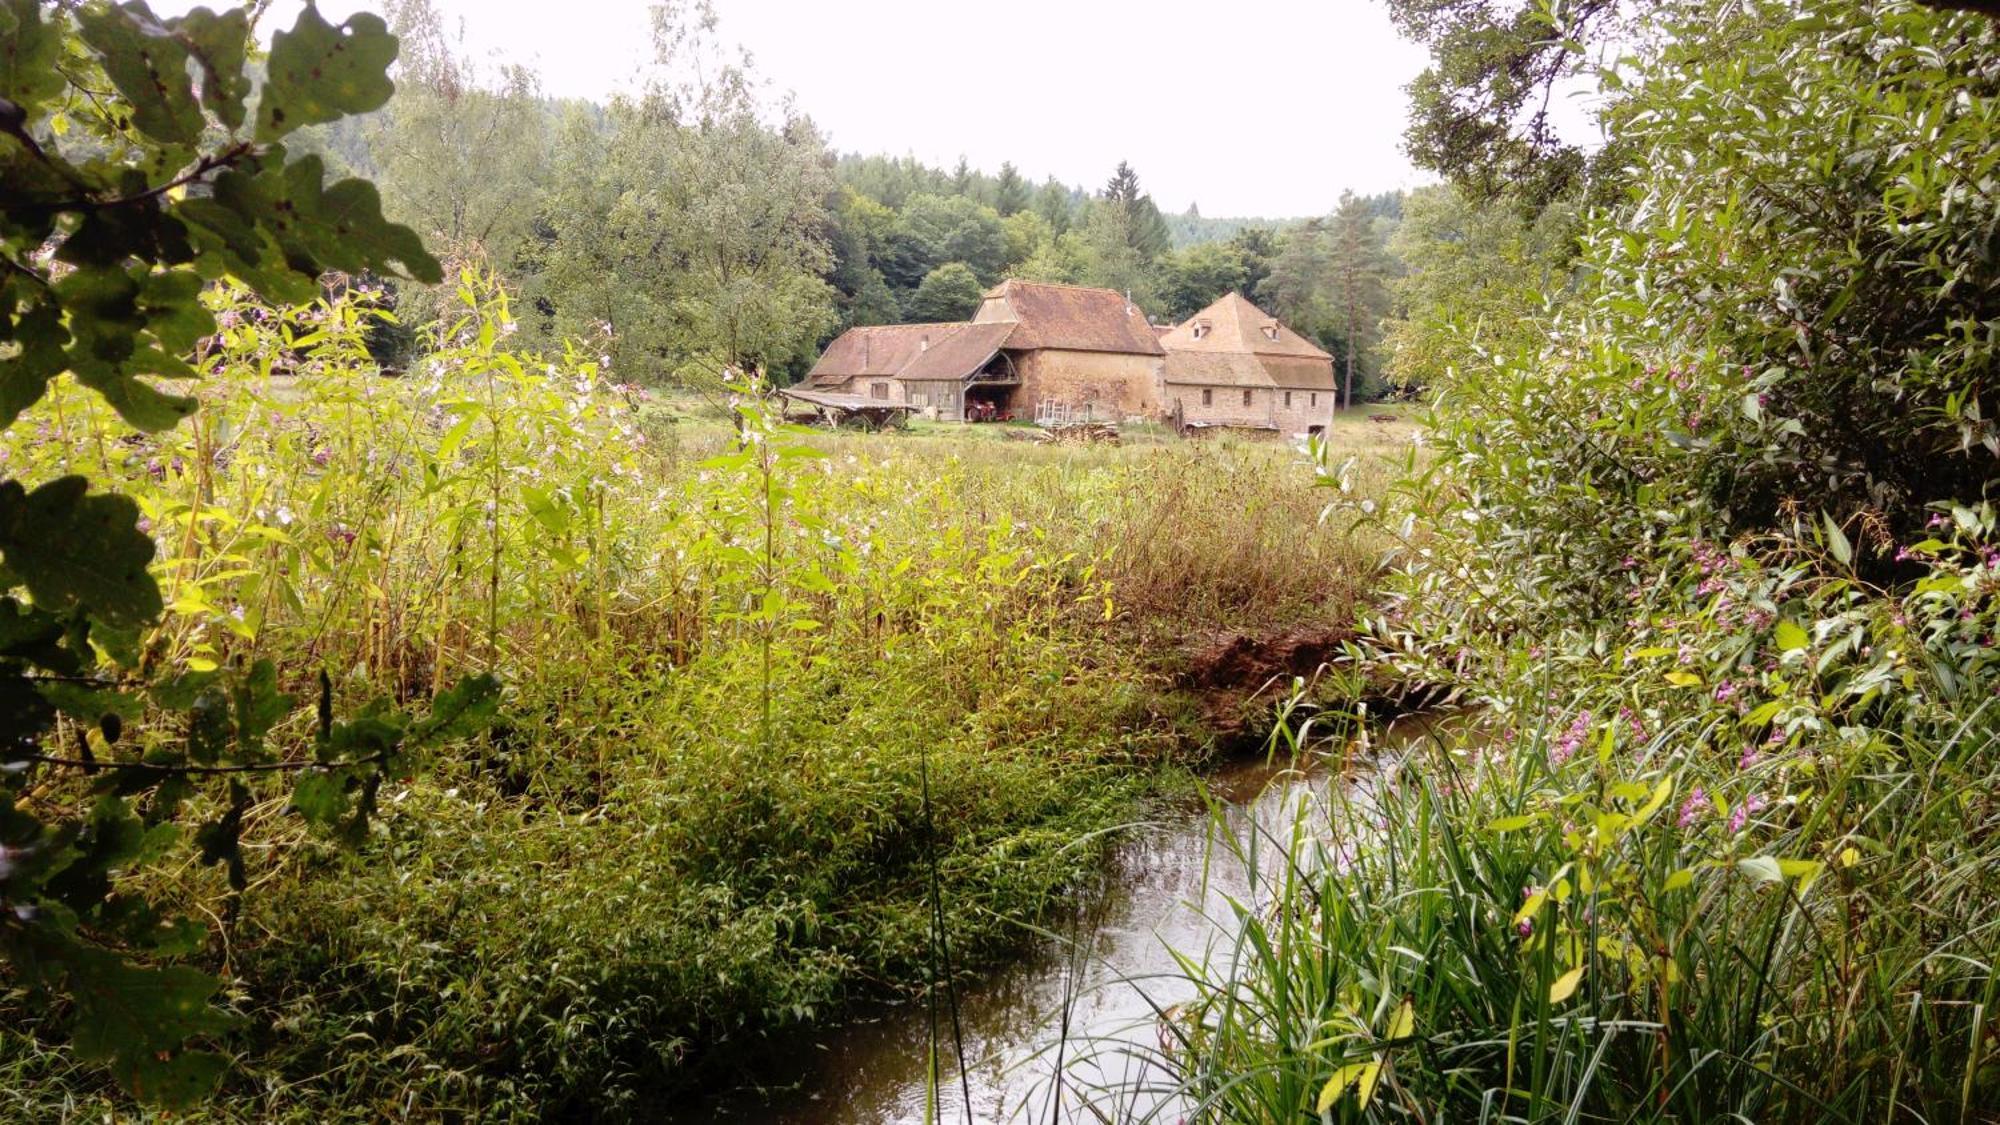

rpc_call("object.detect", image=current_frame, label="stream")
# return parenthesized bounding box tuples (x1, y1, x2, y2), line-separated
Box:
(702, 713, 1441, 1124)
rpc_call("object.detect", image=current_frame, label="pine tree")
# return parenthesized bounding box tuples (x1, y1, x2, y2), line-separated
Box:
(995, 161, 1029, 217)
(1325, 193, 1394, 407)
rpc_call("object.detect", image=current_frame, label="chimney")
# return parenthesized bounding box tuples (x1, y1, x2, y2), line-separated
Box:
(1125, 288, 1134, 317)
(920, 334, 929, 352)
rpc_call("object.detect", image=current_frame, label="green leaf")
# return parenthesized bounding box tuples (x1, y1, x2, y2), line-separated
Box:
(1737, 855, 1784, 884)
(171, 5, 251, 131)
(129, 1049, 229, 1109)
(274, 162, 444, 284)
(409, 674, 502, 744)
(1822, 513, 1852, 566)
(256, 6, 399, 141)
(291, 768, 350, 829)
(0, 477, 161, 627)
(231, 659, 292, 755)
(0, 297, 70, 427)
(0, 0, 66, 107)
(1488, 814, 1538, 833)
(1774, 619, 1809, 652)
(65, 949, 238, 1107)
(76, 3, 204, 146)
(1548, 965, 1585, 1003)
(1664, 867, 1696, 892)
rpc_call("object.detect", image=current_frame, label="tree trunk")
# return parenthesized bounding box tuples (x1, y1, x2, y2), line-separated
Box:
(1343, 293, 1357, 409)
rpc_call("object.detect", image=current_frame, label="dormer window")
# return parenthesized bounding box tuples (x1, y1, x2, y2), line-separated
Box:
(1192, 321, 1210, 340)
(1262, 323, 1279, 341)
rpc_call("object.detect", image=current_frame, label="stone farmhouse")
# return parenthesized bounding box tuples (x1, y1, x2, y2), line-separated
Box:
(804, 280, 1337, 434)
(1156, 292, 1338, 432)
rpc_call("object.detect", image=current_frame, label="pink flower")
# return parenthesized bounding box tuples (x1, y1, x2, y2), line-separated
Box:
(1678, 788, 1708, 828)
(1552, 711, 1592, 765)
(1738, 747, 1761, 770)
(1620, 706, 1647, 741)
(1728, 793, 1768, 834)
(1713, 680, 1737, 703)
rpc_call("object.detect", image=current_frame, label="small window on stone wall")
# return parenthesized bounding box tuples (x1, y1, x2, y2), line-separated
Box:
(871, 382, 888, 400)
(1284, 391, 1292, 407)
(1310, 392, 1318, 407)
(1201, 388, 1213, 406)
(1242, 388, 1253, 406)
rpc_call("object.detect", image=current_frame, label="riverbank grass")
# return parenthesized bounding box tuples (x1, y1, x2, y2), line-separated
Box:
(0, 282, 1394, 1119)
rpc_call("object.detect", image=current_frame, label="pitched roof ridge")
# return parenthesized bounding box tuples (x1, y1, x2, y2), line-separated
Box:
(853, 321, 968, 332)
(989, 278, 1127, 295)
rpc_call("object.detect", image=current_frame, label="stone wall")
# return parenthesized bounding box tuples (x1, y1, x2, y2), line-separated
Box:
(1014, 349, 1165, 420)
(1271, 385, 1335, 433)
(1167, 383, 1335, 433)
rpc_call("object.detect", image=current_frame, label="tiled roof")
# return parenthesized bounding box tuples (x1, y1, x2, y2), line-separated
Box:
(1159, 292, 1336, 389)
(807, 323, 965, 384)
(973, 279, 1166, 356)
(808, 321, 1019, 385)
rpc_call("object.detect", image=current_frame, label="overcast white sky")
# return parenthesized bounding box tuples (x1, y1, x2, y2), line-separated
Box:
(171, 0, 1443, 217)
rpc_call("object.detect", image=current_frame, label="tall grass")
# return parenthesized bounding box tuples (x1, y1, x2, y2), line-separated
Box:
(1136, 619, 1998, 1122)
(0, 277, 1388, 1119)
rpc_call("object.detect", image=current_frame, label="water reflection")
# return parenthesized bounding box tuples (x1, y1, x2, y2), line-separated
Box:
(721, 714, 1440, 1124)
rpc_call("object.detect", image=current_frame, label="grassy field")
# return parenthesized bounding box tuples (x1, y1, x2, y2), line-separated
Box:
(0, 293, 1405, 1120)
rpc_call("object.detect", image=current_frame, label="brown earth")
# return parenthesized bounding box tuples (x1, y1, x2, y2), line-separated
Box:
(1169, 626, 1448, 752)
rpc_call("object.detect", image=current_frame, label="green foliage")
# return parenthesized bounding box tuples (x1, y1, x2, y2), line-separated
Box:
(1160, 1, 2000, 1119)
(0, 271, 1380, 1116)
(532, 77, 835, 381)
(908, 261, 985, 322)
(1157, 241, 1252, 323)
(1380, 183, 1578, 391)
(1387, 0, 1634, 208)
(1254, 193, 1398, 401)
(0, 1, 467, 1107)
(0, 477, 158, 626)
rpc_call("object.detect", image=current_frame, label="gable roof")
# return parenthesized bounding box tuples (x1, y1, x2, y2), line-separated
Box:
(1159, 292, 1331, 360)
(973, 279, 1166, 356)
(897, 320, 1016, 382)
(1158, 292, 1336, 389)
(808, 321, 1018, 385)
(808, 323, 965, 385)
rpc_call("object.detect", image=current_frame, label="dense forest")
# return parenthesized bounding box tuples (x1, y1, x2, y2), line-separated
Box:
(3, 0, 1996, 1122)
(302, 0, 1411, 395)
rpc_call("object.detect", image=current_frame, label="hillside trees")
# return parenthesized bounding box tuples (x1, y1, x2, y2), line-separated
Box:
(516, 6, 837, 382)
(909, 262, 986, 321)
(1381, 183, 1578, 390)
(994, 160, 1030, 216)
(1324, 193, 1396, 405)
(372, 0, 550, 307)
(1158, 241, 1253, 322)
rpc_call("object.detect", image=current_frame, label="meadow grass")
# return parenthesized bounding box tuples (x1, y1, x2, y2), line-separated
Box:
(0, 285, 1400, 1119)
